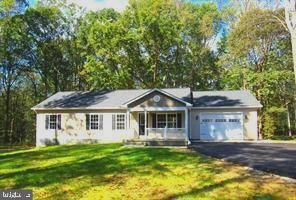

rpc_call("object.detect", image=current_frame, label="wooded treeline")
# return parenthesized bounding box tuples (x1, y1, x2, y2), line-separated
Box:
(0, 0, 295, 145)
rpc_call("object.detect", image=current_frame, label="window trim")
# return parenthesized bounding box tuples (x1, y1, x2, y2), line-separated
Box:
(112, 113, 126, 130)
(156, 113, 182, 129)
(46, 114, 61, 130)
(156, 113, 167, 128)
(86, 113, 104, 130)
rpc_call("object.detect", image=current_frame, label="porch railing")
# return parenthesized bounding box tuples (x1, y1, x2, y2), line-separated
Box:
(146, 128, 186, 140)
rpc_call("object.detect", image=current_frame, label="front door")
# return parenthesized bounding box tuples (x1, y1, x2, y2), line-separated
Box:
(139, 113, 146, 135)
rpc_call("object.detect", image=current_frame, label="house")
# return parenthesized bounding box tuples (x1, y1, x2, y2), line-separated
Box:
(31, 88, 262, 146)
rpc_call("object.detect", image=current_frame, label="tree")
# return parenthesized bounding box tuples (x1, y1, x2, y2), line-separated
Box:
(0, 0, 30, 144)
(80, 0, 222, 90)
(218, 8, 295, 137)
(285, 0, 296, 84)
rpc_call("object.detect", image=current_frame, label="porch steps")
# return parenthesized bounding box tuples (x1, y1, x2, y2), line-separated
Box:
(123, 139, 188, 146)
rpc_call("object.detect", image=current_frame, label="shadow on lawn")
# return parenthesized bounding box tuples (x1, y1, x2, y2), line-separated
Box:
(170, 175, 279, 200)
(171, 175, 249, 198)
(0, 144, 220, 191)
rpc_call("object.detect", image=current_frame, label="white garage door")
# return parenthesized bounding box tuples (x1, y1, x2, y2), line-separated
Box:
(200, 113, 243, 140)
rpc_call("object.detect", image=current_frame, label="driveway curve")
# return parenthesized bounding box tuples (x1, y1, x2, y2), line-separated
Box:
(191, 142, 296, 179)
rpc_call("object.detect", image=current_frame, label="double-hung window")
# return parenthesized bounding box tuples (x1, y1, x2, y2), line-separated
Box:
(112, 114, 126, 130)
(86, 114, 103, 130)
(45, 114, 61, 130)
(157, 114, 166, 128)
(155, 113, 182, 128)
(167, 114, 177, 128)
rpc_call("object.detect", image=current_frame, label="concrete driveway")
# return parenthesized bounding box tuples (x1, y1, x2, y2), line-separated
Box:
(191, 142, 296, 179)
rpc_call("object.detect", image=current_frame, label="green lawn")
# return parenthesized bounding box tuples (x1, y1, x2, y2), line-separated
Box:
(0, 144, 295, 200)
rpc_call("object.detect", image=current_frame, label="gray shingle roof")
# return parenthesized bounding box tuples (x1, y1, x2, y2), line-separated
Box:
(32, 88, 191, 109)
(192, 90, 262, 108)
(32, 88, 262, 110)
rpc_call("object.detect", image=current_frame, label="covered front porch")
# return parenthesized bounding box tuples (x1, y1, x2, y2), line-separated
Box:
(127, 107, 189, 142)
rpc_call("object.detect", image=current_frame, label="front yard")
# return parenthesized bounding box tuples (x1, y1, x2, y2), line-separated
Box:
(0, 143, 295, 200)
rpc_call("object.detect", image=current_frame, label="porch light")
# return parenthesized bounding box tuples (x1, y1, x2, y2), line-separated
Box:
(196, 115, 199, 120)
(245, 115, 248, 120)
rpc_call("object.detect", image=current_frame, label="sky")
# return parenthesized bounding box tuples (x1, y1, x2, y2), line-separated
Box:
(28, 0, 215, 12)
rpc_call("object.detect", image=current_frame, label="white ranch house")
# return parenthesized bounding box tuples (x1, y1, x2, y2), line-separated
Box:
(32, 88, 262, 146)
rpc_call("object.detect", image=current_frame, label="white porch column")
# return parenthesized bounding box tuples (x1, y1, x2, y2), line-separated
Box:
(144, 109, 147, 140)
(185, 108, 189, 142)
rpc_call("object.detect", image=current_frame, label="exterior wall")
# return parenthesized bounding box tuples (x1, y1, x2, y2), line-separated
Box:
(36, 109, 135, 146)
(190, 108, 258, 140)
(128, 91, 185, 108)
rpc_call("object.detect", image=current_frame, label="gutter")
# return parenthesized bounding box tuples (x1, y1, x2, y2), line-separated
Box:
(31, 106, 128, 111)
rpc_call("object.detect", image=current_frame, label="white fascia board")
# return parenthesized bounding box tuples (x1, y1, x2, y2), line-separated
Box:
(191, 105, 263, 109)
(123, 88, 192, 107)
(31, 106, 128, 111)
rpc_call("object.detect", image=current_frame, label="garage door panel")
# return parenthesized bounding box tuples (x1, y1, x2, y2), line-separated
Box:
(200, 113, 243, 141)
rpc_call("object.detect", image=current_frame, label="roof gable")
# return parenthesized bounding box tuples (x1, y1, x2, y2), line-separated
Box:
(124, 88, 192, 107)
(127, 90, 187, 108)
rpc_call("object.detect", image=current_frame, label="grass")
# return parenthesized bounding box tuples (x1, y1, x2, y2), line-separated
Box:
(0, 144, 295, 200)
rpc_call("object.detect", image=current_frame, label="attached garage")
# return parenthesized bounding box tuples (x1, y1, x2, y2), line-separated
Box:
(190, 91, 262, 141)
(200, 113, 243, 140)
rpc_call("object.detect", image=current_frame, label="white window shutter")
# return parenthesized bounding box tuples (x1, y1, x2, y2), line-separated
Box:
(112, 114, 116, 130)
(45, 115, 49, 129)
(86, 114, 90, 130)
(57, 115, 61, 130)
(99, 114, 103, 130)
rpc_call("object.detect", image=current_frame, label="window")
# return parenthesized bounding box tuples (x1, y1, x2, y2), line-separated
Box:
(167, 114, 177, 128)
(202, 119, 213, 123)
(45, 114, 61, 130)
(86, 114, 103, 130)
(155, 113, 182, 128)
(157, 114, 166, 128)
(229, 119, 240, 123)
(112, 114, 126, 130)
(215, 119, 227, 122)
(116, 114, 125, 130)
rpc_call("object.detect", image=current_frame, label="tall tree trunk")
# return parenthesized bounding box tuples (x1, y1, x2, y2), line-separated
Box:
(287, 105, 292, 136)
(285, 0, 296, 84)
(9, 118, 14, 148)
(4, 86, 11, 143)
(291, 36, 296, 84)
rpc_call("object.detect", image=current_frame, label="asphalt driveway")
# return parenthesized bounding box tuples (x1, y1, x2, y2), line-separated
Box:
(191, 142, 296, 179)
